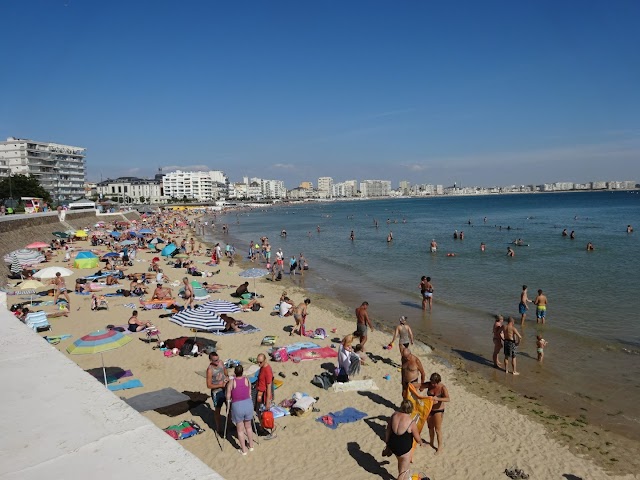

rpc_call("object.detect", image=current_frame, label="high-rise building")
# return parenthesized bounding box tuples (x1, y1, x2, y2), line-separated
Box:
(162, 170, 228, 201)
(299, 181, 313, 190)
(0, 136, 86, 201)
(318, 177, 333, 196)
(359, 180, 392, 197)
(399, 180, 411, 195)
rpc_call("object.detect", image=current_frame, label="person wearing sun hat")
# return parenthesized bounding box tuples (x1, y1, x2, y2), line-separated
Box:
(389, 316, 413, 353)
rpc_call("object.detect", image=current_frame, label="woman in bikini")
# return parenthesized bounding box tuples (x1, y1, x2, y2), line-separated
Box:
(422, 372, 450, 455)
(383, 399, 424, 479)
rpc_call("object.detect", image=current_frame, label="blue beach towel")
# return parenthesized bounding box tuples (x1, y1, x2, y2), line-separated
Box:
(316, 407, 367, 430)
(108, 379, 143, 391)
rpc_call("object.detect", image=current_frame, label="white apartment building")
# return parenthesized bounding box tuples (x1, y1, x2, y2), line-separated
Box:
(317, 177, 333, 196)
(0, 136, 86, 201)
(359, 180, 391, 197)
(97, 177, 165, 203)
(332, 180, 358, 198)
(162, 170, 228, 201)
(399, 180, 411, 195)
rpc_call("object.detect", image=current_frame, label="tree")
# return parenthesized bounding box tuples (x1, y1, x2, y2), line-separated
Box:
(0, 174, 52, 203)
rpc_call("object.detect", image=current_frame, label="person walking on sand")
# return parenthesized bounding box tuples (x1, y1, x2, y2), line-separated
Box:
(401, 347, 425, 399)
(389, 316, 413, 352)
(355, 301, 374, 351)
(382, 399, 425, 479)
(182, 277, 194, 309)
(492, 315, 504, 368)
(206, 351, 228, 435)
(291, 298, 310, 336)
(421, 372, 450, 455)
(225, 365, 254, 455)
(502, 317, 522, 375)
(519, 285, 532, 325)
(50, 272, 70, 306)
(533, 289, 548, 324)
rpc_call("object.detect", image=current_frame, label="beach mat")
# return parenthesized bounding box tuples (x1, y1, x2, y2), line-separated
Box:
(316, 407, 368, 430)
(123, 388, 190, 412)
(333, 379, 379, 392)
(216, 324, 261, 335)
(108, 379, 143, 391)
(154, 391, 209, 417)
(289, 346, 337, 361)
(280, 341, 320, 353)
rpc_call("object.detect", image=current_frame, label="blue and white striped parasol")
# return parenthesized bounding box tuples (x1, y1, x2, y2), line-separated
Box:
(200, 300, 241, 314)
(169, 307, 225, 332)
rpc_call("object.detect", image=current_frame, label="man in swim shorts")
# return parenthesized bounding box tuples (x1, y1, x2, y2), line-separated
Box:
(401, 347, 425, 399)
(355, 301, 373, 351)
(430, 239, 437, 253)
(534, 289, 548, 324)
(519, 285, 531, 325)
(502, 316, 522, 375)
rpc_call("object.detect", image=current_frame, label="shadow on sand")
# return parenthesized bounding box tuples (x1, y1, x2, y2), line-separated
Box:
(347, 441, 395, 480)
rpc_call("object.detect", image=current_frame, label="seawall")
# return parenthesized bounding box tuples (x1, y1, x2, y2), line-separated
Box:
(1, 210, 140, 284)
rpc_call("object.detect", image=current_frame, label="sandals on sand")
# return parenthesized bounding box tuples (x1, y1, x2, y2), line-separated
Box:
(505, 467, 529, 479)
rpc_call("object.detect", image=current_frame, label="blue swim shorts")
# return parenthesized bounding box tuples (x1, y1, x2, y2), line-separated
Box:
(518, 302, 527, 315)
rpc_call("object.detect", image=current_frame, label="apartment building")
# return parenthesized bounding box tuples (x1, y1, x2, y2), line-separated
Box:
(0, 136, 86, 201)
(162, 170, 228, 201)
(97, 177, 165, 203)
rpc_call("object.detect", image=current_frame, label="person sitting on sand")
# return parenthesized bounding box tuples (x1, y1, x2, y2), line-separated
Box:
(420, 372, 450, 455)
(152, 283, 173, 300)
(231, 282, 250, 298)
(127, 310, 154, 332)
(382, 399, 425, 479)
(219, 313, 242, 332)
(278, 296, 293, 317)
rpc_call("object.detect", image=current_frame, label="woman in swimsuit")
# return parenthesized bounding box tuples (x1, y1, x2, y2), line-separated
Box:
(383, 399, 424, 480)
(422, 372, 450, 455)
(127, 310, 153, 332)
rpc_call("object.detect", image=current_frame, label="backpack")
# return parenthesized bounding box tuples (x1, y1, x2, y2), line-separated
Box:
(311, 372, 334, 390)
(261, 410, 275, 429)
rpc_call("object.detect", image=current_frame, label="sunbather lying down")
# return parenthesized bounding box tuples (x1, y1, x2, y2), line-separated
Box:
(236, 297, 263, 312)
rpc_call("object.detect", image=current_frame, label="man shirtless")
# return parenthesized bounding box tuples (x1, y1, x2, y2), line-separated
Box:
(519, 285, 532, 325)
(401, 347, 425, 399)
(355, 301, 374, 351)
(50, 272, 70, 306)
(182, 277, 194, 308)
(533, 289, 548, 324)
(152, 283, 172, 300)
(502, 317, 522, 375)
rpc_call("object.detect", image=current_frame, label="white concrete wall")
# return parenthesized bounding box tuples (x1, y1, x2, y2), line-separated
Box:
(0, 296, 224, 480)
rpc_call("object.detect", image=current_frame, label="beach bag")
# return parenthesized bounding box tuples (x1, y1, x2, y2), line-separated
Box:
(311, 372, 334, 390)
(261, 410, 275, 429)
(252, 303, 261, 311)
(271, 347, 288, 362)
(313, 328, 327, 339)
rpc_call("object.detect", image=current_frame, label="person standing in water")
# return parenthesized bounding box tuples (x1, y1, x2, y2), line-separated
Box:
(492, 315, 504, 368)
(420, 276, 434, 311)
(502, 317, 522, 375)
(350, 230, 355, 241)
(519, 285, 532, 325)
(534, 289, 548, 324)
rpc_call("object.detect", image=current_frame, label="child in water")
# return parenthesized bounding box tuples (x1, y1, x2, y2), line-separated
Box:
(536, 335, 548, 362)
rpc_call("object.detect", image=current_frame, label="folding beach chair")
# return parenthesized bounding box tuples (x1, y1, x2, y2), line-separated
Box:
(25, 311, 51, 332)
(145, 326, 161, 346)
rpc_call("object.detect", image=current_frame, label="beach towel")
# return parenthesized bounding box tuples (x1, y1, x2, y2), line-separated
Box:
(155, 391, 209, 417)
(332, 379, 379, 393)
(123, 388, 190, 412)
(216, 324, 261, 335)
(88, 368, 133, 384)
(163, 420, 204, 440)
(278, 342, 321, 354)
(270, 405, 290, 418)
(406, 383, 434, 460)
(141, 299, 171, 310)
(108, 379, 143, 391)
(44, 334, 72, 345)
(316, 407, 368, 430)
(122, 303, 137, 309)
(289, 346, 338, 362)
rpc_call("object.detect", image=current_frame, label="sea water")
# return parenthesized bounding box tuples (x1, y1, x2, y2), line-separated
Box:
(209, 191, 640, 439)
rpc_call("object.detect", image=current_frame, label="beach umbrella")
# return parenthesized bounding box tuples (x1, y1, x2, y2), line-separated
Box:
(110, 231, 121, 238)
(4, 249, 45, 266)
(17, 280, 47, 305)
(119, 239, 136, 246)
(169, 307, 225, 333)
(52, 231, 70, 238)
(238, 268, 269, 296)
(67, 330, 132, 386)
(161, 244, 177, 257)
(26, 241, 49, 249)
(88, 230, 106, 237)
(138, 228, 153, 234)
(101, 252, 120, 259)
(34, 266, 74, 279)
(75, 230, 88, 238)
(200, 300, 241, 314)
(9, 257, 23, 276)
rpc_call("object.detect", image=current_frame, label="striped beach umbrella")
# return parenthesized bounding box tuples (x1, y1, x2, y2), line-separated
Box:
(67, 330, 132, 386)
(169, 307, 225, 333)
(9, 257, 23, 275)
(200, 300, 241, 314)
(26, 241, 49, 249)
(3, 249, 45, 266)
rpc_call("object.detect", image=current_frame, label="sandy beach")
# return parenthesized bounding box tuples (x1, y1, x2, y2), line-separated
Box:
(7, 213, 639, 480)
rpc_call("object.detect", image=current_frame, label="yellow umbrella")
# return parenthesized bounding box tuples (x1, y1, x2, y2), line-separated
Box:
(75, 230, 88, 238)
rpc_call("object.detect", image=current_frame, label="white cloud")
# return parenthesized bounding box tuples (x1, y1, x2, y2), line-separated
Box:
(160, 164, 210, 172)
(400, 163, 428, 172)
(272, 163, 295, 169)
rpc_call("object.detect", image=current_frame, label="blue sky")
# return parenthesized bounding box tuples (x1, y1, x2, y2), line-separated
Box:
(1, 0, 639, 187)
